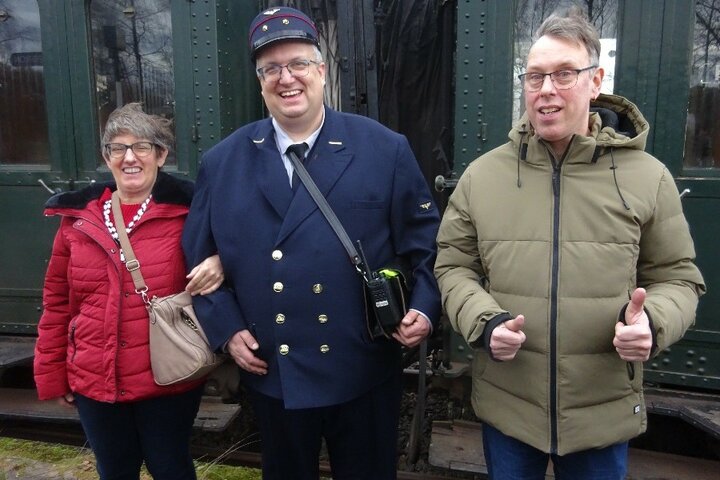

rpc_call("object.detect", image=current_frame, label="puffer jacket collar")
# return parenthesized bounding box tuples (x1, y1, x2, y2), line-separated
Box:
(509, 93, 650, 167)
(44, 171, 193, 211)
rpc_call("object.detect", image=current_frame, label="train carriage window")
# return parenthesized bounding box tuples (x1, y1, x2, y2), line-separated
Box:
(0, 0, 49, 165)
(684, 3, 719, 170)
(512, 0, 618, 121)
(90, 0, 175, 165)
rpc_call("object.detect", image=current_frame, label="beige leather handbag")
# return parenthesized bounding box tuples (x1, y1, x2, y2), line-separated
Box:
(111, 191, 224, 385)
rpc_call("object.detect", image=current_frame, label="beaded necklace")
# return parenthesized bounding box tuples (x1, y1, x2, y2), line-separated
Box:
(103, 195, 152, 262)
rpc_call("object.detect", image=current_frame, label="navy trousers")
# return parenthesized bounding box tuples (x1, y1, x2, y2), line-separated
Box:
(248, 371, 403, 480)
(74, 386, 203, 480)
(482, 423, 629, 480)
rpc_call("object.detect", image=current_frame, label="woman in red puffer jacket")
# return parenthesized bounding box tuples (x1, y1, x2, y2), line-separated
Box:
(34, 103, 223, 480)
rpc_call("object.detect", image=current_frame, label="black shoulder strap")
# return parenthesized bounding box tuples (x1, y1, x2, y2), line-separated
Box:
(286, 149, 363, 272)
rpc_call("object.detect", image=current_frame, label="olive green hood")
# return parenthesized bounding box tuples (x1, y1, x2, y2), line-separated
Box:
(509, 93, 651, 157)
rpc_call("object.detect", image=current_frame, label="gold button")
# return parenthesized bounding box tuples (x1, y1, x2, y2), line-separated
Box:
(273, 282, 284, 292)
(318, 314, 328, 324)
(272, 250, 283, 261)
(279, 344, 290, 355)
(276, 313, 285, 325)
(312, 283, 323, 294)
(320, 344, 330, 354)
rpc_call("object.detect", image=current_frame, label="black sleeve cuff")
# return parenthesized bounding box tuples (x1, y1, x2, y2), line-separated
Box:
(471, 313, 513, 362)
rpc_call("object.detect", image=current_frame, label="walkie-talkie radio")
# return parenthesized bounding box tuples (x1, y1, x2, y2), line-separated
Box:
(356, 240, 405, 338)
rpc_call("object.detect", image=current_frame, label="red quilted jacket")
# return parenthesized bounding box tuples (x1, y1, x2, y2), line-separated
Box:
(34, 173, 204, 402)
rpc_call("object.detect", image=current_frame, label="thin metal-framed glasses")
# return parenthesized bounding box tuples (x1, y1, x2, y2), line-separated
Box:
(104, 142, 156, 159)
(256, 59, 321, 82)
(518, 65, 598, 92)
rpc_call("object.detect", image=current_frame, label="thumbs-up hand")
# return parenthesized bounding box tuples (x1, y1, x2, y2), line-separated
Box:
(613, 288, 652, 362)
(489, 315, 526, 361)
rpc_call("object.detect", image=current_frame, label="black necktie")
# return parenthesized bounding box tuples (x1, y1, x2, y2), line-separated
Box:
(288, 143, 309, 190)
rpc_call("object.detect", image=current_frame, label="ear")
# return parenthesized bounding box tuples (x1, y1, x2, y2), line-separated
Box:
(156, 147, 169, 168)
(318, 61, 326, 85)
(591, 66, 604, 98)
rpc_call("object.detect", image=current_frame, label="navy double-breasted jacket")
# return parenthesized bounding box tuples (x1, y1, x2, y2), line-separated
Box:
(183, 107, 441, 409)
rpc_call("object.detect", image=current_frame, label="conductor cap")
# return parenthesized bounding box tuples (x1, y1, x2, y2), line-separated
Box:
(249, 7, 320, 61)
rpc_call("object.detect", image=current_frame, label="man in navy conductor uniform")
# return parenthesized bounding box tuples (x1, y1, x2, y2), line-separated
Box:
(182, 6, 441, 479)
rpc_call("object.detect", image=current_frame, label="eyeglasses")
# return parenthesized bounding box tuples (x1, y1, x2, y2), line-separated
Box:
(104, 142, 156, 159)
(256, 59, 321, 82)
(518, 65, 598, 92)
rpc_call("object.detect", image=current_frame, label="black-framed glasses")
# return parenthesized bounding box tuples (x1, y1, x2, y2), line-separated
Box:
(518, 65, 598, 92)
(256, 59, 321, 82)
(104, 142, 156, 159)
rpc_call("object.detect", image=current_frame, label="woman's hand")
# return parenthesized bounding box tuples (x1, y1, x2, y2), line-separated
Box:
(186, 254, 224, 295)
(56, 392, 76, 408)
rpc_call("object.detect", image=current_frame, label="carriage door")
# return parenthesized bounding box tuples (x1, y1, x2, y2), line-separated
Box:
(0, 0, 189, 333)
(675, 1, 720, 390)
(0, 0, 65, 334)
(616, 0, 720, 390)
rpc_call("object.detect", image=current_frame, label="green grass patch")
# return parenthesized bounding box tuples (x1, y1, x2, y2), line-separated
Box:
(0, 437, 262, 480)
(0, 437, 83, 463)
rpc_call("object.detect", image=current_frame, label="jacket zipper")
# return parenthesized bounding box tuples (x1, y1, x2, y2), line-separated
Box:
(549, 146, 568, 455)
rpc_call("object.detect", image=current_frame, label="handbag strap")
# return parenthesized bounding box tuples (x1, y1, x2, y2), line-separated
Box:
(111, 191, 150, 303)
(287, 149, 365, 273)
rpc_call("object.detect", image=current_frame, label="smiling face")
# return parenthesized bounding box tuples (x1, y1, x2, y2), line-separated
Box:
(524, 35, 603, 157)
(256, 41, 326, 139)
(103, 133, 167, 203)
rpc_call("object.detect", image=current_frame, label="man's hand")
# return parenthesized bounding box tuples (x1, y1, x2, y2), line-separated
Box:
(393, 310, 430, 347)
(613, 288, 652, 362)
(186, 254, 224, 296)
(489, 315, 526, 361)
(227, 329, 268, 375)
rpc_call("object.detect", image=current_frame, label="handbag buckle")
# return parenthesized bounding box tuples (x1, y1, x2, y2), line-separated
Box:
(135, 286, 150, 305)
(125, 259, 140, 271)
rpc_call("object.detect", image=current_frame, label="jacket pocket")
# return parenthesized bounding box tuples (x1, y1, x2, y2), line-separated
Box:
(68, 320, 77, 363)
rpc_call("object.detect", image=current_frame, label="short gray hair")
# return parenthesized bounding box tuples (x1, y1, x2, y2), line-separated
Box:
(101, 103, 174, 153)
(534, 5, 601, 66)
(255, 44, 324, 72)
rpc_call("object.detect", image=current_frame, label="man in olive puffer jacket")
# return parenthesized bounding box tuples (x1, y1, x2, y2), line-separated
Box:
(434, 7, 705, 480)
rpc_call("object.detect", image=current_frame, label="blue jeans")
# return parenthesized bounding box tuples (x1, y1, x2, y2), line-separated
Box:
(482, 423, 628, 480)
(74, 387, 203, 480)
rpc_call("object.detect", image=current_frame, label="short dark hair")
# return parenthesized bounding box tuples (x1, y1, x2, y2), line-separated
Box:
(534, 5, 601, 66)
